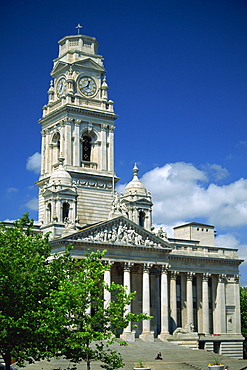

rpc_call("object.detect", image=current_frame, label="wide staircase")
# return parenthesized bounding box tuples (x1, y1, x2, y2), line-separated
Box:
(20, 339, 247, 370)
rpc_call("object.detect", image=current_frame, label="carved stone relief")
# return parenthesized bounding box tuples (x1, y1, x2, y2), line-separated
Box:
(74, 219, 162, 247)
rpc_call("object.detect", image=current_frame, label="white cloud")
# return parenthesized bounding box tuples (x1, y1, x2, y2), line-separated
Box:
(117, 161, 247, 282)
(215, 233, 247, 286)
(24, 197, 38, 211)
(26, 152, 41, 174)
(6, 187, 18, 194)
(201, 163, 229, 181)
(128, 162, 247, 228)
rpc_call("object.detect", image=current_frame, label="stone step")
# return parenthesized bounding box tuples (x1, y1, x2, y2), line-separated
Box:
(18, 339, 247, 370)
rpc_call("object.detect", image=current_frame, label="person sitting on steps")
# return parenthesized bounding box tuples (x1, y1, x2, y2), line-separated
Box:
(155, 352, 163, 360)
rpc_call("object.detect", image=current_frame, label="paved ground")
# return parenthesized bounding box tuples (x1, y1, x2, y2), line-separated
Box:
(18, 339, 247, 370)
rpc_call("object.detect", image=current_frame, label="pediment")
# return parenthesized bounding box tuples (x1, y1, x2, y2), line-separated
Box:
(43, 187, 77, 197)
(58, 216, 171, 251)
(51, 61, 67, 76)
(124, 198, 152, 206)
(73, 58, 105, 72)
(51, 58, 104, 77)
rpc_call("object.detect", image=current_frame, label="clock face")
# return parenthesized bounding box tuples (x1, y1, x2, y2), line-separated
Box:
(78, 76, 97, 97)
(56, 77, 66, 98)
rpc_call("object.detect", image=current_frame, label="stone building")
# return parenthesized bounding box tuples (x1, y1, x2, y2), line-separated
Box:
(36, 30, 244, 358)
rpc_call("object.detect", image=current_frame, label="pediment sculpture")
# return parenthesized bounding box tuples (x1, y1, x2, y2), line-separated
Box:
(72, 218, 168, 249)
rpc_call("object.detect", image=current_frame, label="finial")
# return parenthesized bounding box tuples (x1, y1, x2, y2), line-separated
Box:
(101, 75, 109, 90)
(58, 156, 65, 166)
(132, 163, 139, 178)
(50, 80, 54, 87)
(76, 24, 82, 34)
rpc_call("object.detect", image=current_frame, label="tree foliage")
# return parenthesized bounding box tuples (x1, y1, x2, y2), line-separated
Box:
(0, 214, 71, 370)
(240, 287, 247, 340)
(0, 214, 150, 370)
(54, 250, 150, 370)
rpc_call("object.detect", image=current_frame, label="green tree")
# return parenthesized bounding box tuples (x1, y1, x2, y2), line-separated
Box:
(240, 287, 247, 342)
(55, 250, 150, 370)
(0, 214, 71, 370)
(0, 214, 150, 370)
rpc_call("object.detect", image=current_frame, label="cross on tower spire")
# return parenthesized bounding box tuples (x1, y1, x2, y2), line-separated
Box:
(76, 24, 82, 34)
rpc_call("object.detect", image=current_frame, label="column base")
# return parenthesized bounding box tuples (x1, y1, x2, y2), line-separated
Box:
(120, 331, 136, 342)
(158, 332, 170, 341)
(139, 331, 154, 342)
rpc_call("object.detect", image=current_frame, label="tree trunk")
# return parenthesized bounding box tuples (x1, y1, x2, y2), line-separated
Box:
(3, 353, 11, 370)
(87, 360, 91, 370)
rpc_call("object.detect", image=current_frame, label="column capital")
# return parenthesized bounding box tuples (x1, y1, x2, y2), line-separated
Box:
(142, 263, 153, 273)
(218, 274, 227, 283)
(75, 119, 81, 126)
(101, 124, 108, 131)
(234, 274, 240, 283)
(103, 260, 112, 270)
(186, 272, 195, 281)
(123, 261, 134, 272)
(109, 125, 115, 133)
(160, 263, 170, 274)
(170, 270, 179, 280)
(64, 117, 73, 125)
(202, 272, 211, 281)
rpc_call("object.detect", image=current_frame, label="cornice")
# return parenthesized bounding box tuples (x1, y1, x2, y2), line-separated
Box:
(169, 254, 243, 265)
(51, 238, 171, 254)
(39, 105, 118, 125)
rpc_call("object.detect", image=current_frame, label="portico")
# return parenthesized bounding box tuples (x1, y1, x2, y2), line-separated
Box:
(50, 214, 243, 358)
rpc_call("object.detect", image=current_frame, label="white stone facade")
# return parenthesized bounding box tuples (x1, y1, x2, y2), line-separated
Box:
(37, 31, 244, 358)
(37, 33, 118, 238)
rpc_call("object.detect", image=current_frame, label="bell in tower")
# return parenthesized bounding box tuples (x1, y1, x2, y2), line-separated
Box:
(36, 29, 119, 238)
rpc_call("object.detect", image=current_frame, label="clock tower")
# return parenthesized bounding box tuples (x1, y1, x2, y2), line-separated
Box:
(37, 31, 118, 238)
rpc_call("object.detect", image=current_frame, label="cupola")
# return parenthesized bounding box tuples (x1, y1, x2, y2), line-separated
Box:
(120, 164, 153, 231)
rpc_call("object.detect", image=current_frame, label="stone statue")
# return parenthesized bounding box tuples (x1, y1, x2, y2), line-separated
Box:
(173, 323, 194, 335)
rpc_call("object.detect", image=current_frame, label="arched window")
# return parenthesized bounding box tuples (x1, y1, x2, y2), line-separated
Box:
(52, 132, 60, 151)
(51, 132, 61, 166)
(62, 202, 70, 221)
(82, 135, 92, 162)
(47, 203, 52, 223)
(139, 211, 145, 227)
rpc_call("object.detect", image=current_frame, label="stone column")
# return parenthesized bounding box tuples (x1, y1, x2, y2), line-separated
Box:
(158, 264, 170, 340)
(101, 124, 107, 171)
(214, 274, 226, 334)
(186, 272, 194, 326)
(140, 263, 154, 342)
(202, 273, 210, 334)
(60, 120, 65, 157)
(196, 274, 202, 333)
(73, 120, 80, 166)
(108, 126, 115, 173)
(120, 262, 135, 342)
(41, 130, 46, 175)
(234, 275, 241, 334)
(64, 119, 72, 165)
(104, 261, 111, 309)
(133, 207, 138, 224)
(45, 129, 50, 174)
(170, 271, 178, 333)
(181, 273, 186, 327)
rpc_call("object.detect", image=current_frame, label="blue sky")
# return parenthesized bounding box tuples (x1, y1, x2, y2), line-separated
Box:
(1, 0, 247, 284)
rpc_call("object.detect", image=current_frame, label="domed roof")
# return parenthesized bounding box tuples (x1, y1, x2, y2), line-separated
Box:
(124, 164, 147, 196)
(49, 157, 71, 185)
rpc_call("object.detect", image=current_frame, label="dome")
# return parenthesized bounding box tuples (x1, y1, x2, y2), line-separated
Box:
(124, 164, 147, 196)
(49, 157, 72, 186)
